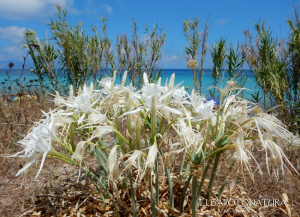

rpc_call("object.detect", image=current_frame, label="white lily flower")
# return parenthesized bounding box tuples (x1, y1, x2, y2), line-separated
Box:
(226, 131, 250, 166)
(88, 113, 107, 124)
(177, 119, 203, 152)
(264, 137, 298, 175)
(99, 77, 114, 91)
(253, 115, 293, 143)
(62, 84, 100, 124)
(98, 70, 120, 94)
(122, 73, 183, 116)
(173, 86, 188, 103)
(15, 110, 59, 179)
(220, 80, 237, 95)
(190, 93, 206, 108)
(192, 96, 215, 121)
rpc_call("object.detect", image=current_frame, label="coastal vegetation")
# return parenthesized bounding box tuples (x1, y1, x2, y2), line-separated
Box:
(0, 4, 300, 217)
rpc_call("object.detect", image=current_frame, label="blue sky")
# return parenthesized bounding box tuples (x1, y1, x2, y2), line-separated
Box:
(0, 0, 298, 69)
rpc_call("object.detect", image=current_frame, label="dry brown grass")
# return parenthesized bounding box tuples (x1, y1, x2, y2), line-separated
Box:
(0, 97, 55, 216)
(0, 97, 300, 216)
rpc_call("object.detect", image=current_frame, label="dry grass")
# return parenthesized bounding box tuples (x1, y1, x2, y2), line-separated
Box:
(1, 98, 300, 216)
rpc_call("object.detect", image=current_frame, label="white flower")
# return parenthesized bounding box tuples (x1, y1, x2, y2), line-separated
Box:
(62, 84, 100, 124)
(226, 131, 250, 166)
(15, 110, 59, 179)
(253, 114, 293, 143)
(98, 70, 120, 94)
(99, 77, 114, 91)
(220, 80, 237, 95)
(177, 119, 203, 152)
(191, 97, 215, 120)
(122, 73, 183, 116)
(263, 137, 297, 175)
(172, 86, 188, 103)
(88, 113, 107, 124)
(190, 93, 206, 108)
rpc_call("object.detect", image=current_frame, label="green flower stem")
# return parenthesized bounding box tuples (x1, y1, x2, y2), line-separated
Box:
(126, 94, 133, 150)
(226, 118, 253, 137)
(206, 152, 221, 200)
(48, 155, 75, 165)
(113, 117, 126, 154)
(192, 159, 213, 217)
(158, 116, 165, 133)
(95, 147, 108, 173)
(50, 149, 73, 162)
(166, 168, 174, 208)
(155, 158, 159, 205)
(205, 144, 235, 160)
(216, 94, 224, 138)
(113, 130, 134, 151)
(57, 140, 73, 155)
(218, 164, 233, 199)
(184, 163, 190, 179)
(158, 149, 174, 208)
(195, 120, 210, 166)
(196, 158, 213, 200)
(161, 118, 177, 135)
(136, 117, 142, 150)
(86, 168, 118, 210)
(96, 141, 108, 162)
(179, 174, 192, 213)
(86, 170, 106, 205)
(69, 123, 75, 152)
(100, 139, 110, 157)
(129, 172, 137, 217)
(245, 136, 259, 140)
(86, 168, 112, 198)
(180, 151, 186, 173)
(151, 95, 157, 145)
(191, 175, 198, 217)
(149, 174, 156, 217)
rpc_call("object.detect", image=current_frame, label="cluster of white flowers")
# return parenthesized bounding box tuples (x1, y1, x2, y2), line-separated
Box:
(13, 70, 299, 183)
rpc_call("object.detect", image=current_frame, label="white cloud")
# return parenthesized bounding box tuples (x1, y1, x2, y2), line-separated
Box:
(0, 45, 27, 62)
(140, 35, 150, 44)
(102, 4, 113, 14)
(215, 19, 228, 26)
(0, 26, 26, 44)
(164, 55, 178, 62)
(0, 0, 73, 20)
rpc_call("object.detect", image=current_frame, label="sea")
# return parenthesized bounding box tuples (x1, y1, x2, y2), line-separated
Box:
(0, 69, 260, 100)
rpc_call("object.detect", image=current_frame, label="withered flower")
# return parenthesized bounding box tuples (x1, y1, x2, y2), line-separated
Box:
(187, 59, 198, 69)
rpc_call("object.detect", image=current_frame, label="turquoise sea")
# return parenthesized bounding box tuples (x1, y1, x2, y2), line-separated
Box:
(0, 69, 259, 99)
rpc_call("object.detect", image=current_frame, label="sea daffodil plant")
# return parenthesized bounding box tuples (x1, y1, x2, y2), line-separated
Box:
(12, 71, 299, 217)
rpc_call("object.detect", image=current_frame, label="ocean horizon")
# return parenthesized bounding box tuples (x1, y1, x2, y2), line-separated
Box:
(0, 69, 259, 99)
